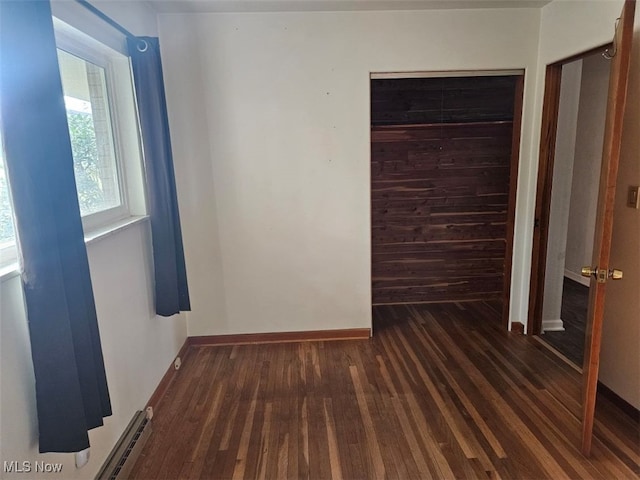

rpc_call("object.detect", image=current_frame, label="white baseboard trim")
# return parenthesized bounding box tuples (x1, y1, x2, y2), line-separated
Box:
(564, 269, 590, 287)
(542, 319, 565, 332)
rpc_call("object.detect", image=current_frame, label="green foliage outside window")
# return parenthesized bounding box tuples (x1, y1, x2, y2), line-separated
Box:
(0, 110, 104, 246)
(67, 111, 104, 216)
(0, 167, 13, 244)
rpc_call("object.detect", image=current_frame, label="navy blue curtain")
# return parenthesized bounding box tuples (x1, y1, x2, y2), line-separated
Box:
(0, 1, 111, 453)
(128, 37, 190, 317)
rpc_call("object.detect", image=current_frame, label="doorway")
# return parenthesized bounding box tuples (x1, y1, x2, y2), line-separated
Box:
(539, 52, 611, 365)
(528, 48, 611, 366)
(370, 72, 524, 329)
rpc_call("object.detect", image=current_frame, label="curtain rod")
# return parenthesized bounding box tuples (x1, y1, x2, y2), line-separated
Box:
(74, 0, 137, 39)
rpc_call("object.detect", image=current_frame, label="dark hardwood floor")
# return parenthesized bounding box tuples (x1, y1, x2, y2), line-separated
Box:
(542, 277, 589, 366)
(131, 301, 638, 479)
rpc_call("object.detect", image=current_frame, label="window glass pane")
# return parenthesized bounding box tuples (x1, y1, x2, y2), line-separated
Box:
(57, 49, 121, 216)
(0, 147, 15, 247)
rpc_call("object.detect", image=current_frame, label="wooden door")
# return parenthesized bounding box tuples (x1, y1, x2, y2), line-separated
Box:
(581, 0, 636, 456)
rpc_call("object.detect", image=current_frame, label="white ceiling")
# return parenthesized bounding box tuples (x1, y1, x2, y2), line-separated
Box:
(144, 0, 552, 14)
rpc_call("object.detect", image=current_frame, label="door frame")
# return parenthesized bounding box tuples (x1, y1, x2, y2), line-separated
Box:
(527, 44, 612, 336)
(502, 76, 525, 330)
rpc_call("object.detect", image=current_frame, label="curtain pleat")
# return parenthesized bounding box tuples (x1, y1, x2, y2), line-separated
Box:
(128, 37, 191, 317)
(0, 0, 111, 453)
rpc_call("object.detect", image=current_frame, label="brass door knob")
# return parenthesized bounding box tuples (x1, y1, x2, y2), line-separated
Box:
(609, 269, 623, 280)
(581, 266, 623, 281)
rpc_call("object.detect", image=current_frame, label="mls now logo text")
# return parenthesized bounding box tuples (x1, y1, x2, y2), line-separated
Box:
(4, 460, 64, 474)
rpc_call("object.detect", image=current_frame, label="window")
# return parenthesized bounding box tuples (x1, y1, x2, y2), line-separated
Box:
(55, 20, 146, 233)
(0, 145, 17, 268)
(58, 49, 122, 218)
(0, 18, 145, 269)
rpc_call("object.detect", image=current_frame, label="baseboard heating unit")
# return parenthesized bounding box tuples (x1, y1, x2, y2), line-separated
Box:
(95, 410, 152, 480)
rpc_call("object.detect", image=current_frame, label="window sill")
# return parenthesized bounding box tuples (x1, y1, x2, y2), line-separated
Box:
(0, 215, 149, 283)
(0, 263, 20, 283)
(84, 215, 148, 245)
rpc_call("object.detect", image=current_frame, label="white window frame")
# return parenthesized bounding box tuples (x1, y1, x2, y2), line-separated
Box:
(55, 17, 147, 234)
(0, 239, 17, 270)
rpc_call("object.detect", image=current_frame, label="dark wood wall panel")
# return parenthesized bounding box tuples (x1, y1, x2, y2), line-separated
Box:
(372, 76, 517, 126)
(371, 121, 515, 304)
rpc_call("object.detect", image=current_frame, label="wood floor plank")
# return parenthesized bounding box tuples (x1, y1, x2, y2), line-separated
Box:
(378, 331, 458, 479)
(131, 302, 639, 480)
(348, 365, 387, 478)
(322, 399, 343, 480)
(406, 316, 507, 461)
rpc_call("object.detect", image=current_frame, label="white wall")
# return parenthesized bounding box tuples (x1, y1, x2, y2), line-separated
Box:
(600, 10, 640, 410)
(159, 8, 542, 336)
(565, 53, 609, 282)
(541, 60, 582, 330)
(0, 3, 188, 478)
(538, 0, 625, 66)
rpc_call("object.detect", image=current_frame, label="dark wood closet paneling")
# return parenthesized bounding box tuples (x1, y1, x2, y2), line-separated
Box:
(371, 76, 519, 305)
(371, 76, 517, 126)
